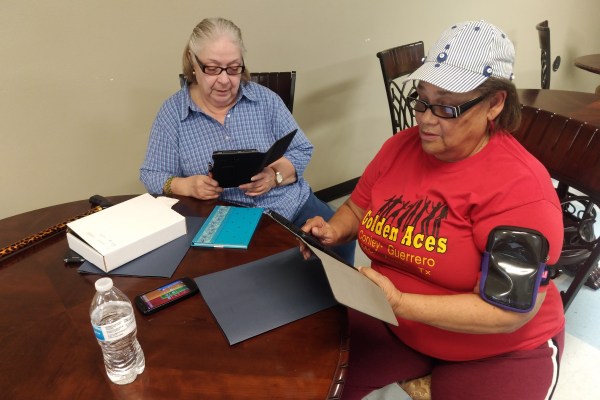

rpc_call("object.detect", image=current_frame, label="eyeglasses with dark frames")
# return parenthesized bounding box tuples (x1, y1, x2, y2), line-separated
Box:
(407, 92, 486, 119)
(193, 53, 245, 76)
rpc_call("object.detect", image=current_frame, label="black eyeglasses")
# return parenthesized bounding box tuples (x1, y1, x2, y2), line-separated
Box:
(407, 93, 486, 119)
(193, 53, 245, 76)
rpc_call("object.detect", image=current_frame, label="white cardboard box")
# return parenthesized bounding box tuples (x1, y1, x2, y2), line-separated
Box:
(66, 194, 187, 272)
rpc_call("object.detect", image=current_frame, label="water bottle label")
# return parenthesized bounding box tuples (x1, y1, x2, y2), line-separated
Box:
(92, 313, 136, 342)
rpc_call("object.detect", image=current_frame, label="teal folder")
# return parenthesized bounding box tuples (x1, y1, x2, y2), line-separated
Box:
(191, 206, 263, 249)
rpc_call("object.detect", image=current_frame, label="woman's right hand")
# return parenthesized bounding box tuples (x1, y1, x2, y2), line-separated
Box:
(171, 175, 223, 200)
(301, 216, 340, 246)
(298, 216, 338, 261)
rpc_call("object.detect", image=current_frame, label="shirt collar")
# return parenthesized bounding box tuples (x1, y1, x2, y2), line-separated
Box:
(179, 80, 259, 121)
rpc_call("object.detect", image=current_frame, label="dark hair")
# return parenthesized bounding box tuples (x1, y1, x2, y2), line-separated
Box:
(181, 18, 250, 85)
(476, 77, 521, 134)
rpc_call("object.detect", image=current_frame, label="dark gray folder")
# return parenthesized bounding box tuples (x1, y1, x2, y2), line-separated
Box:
(195, 247, 337, 345)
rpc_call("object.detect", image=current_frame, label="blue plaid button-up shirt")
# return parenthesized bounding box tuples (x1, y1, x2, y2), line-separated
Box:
(140, 81, 313, 220)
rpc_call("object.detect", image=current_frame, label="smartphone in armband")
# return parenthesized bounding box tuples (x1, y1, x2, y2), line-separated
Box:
(479, 226, 549, 313)
(134, 277, 199, 315)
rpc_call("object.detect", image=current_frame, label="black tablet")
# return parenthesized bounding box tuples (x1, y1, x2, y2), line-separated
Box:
(211, 129, 297, 188)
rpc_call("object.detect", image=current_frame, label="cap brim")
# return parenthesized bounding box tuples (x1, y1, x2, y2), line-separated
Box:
(402, 61, 487, 93)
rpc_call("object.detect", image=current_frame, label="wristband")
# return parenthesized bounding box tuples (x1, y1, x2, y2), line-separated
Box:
(163, 176, 175, 195)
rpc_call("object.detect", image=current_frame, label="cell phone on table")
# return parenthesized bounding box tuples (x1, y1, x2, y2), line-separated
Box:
(134, 277, 199, 315)
(64, 249, 85, 264)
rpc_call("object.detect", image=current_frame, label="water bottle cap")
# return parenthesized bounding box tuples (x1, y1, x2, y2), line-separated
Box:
(95, 277, 114, 292)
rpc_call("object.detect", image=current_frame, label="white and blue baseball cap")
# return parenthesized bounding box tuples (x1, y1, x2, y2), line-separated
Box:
(403, 20, 515, 93)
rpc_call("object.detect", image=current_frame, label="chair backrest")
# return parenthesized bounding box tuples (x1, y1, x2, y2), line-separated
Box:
(376, 41, 425, 134)
(179, 71, 296, 114)
(249, 71, 296, 114)
(536, 20, 561, 89)
(514, 105, 600, 310)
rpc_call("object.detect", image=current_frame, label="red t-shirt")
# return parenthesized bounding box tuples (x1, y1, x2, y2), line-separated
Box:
(351, 126, 565, 361)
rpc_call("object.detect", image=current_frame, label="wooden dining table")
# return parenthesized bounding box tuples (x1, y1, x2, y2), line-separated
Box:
(574, 54, 600, 75)
(0, 195, 348, 400)
(517, 88, 600, 127)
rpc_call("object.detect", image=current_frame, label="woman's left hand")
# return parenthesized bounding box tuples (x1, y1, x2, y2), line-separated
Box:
(239, 167, 276, 196)
(358, 266, 404, 314)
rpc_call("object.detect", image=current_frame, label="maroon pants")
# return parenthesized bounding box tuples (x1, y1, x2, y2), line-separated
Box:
(342, 309, 564, 400)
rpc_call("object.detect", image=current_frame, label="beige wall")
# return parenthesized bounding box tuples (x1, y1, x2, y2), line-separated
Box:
(2, 0, 599, 219)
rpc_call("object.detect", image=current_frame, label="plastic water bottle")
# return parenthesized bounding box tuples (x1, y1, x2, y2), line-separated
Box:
(90, 277, 145, 385)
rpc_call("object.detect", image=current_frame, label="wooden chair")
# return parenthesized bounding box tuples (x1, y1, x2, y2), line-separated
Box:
(536, 20, 561, 89)
(376, 41, 425, 134)
(249, 71, 296, 114)
(179, 71, 296, 114)
(514, 105, 600, 310)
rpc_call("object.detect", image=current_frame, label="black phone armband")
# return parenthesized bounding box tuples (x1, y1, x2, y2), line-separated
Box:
(479, 226, 549, 313)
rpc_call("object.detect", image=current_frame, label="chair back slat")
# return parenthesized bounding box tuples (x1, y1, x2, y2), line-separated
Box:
(515, 105, 600, 310)
(376, 42, 425, 134)
(516, 106, 600, 200)
(534, 113, 570, 168)
(557, 124, 600, 197)
(250, 71, 296, 114)
(515, 106, 555, 158)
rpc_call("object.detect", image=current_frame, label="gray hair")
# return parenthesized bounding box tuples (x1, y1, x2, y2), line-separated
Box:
(181, 18, 250, 84)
